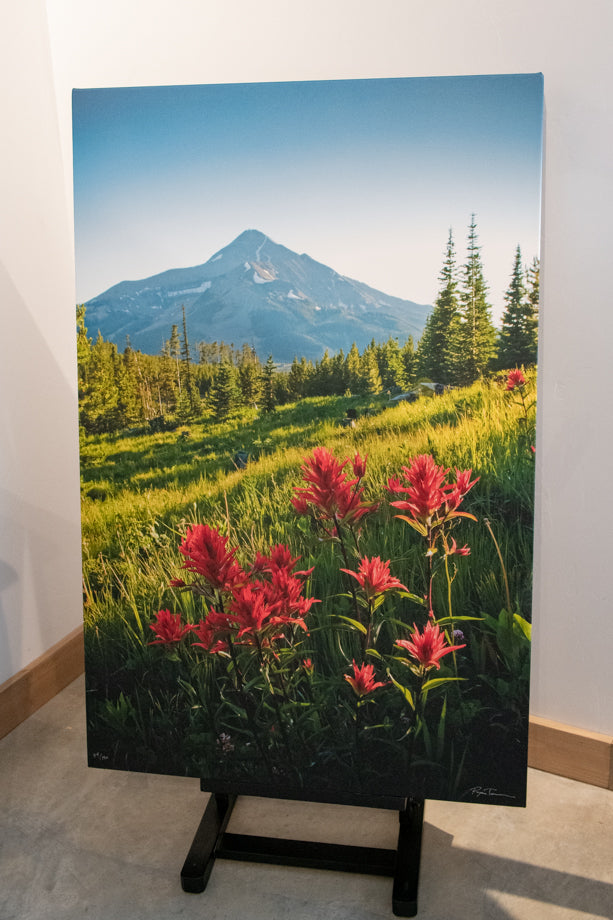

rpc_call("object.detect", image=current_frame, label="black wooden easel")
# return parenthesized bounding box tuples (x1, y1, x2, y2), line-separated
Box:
(181, 791, 425, 917)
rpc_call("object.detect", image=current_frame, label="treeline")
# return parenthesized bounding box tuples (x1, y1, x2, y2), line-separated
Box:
(76, 216, 539, 434)
(76, 302, 419, 433)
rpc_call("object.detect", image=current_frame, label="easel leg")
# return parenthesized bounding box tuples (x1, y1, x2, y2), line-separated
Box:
(392, 799, 424, 917)
(181, 793, 236, 893)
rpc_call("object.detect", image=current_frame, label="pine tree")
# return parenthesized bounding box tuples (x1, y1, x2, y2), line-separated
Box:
(117, 342, 144, 426)
(238, 350, 263, 406)
(345, 342, 362, 394)
(524, 256, 539, 365)
(454, 216, 497, 385)
(80, 332, 122, 432)
(209, 361, 240, 420)
(262, 354, 277, 412)
(180, 306, 201, 414)
(401, 336, 417, 388)
(360, 341, 383, 395)
(498, 246, 534, 369)
(377, 337, 406, 392)
(167, 324, 182, 392)
(418, 229, 460, 382)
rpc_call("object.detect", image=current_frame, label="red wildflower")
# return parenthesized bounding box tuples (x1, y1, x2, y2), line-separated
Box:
(506, 368, 526, 391)
(178, 524, 245, 591)
(447, 538, 470, 556)
(344, 660, 387, 697)
(291, 446, 378, 527)
(341, 556, 407, 600)
(445, 468, 479, 512)
(395, 620, 465, 673)
(192, 610, 234, 653)
(262, 566, 318, 625)
(148, 609, 195, 645)
(352, 452, 368, 479)
(252, 543, 313, 580)
(227, 584, 275, 638)
(387, 454, 479, 534)
(387, 454, 450, 523)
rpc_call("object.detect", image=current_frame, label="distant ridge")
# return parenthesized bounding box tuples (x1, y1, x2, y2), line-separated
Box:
(84, 230, 431, 363)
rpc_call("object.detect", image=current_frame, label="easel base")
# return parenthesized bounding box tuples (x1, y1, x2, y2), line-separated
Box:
(181, 793, 424, 917)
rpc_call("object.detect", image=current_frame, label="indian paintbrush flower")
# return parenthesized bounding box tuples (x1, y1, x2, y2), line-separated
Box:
(395, 620, 466, 674)
(506, 368, 526, 391)
(178, 523, 246, 592)
(340, 555, 407, 600)
(291, 446, 378, 528)
(344, 660, 387, 697)
(148, 609, 196, 645)
(386, 454, 479, 553)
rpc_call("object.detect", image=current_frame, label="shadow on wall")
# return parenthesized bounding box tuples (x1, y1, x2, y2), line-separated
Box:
(0, 260, 82, 686)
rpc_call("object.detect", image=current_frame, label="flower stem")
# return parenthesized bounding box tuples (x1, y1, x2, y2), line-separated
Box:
(484, 518, 512, 611)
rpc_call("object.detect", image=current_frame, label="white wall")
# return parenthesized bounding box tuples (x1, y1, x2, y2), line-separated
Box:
(0, 0, 83, 683)
(2, 0, 612, 736)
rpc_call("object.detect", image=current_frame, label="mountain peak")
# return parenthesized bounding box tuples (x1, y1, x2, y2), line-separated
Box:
(232, 228, 269, 246)
(85, 232, 431, 362)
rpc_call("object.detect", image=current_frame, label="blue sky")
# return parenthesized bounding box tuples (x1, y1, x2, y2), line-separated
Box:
(73, 74, 543, 325)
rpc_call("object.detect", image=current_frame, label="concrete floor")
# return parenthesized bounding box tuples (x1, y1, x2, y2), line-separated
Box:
(1, 676, 611, 920)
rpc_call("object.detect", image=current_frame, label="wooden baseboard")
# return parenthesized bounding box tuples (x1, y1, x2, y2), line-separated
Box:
(2, 631, 612, 792)
(528, 715, 613, 790)
(0, 626, 84, 740)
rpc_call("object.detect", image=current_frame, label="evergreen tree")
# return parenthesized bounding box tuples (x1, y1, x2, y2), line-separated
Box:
(80, 332, 122, 432)
(498, 246, 534, 369)
(238, 350, 263, 406)
(167, 324, 182, 391)
(524, 256, 540, 365)
(454, 216, 497, 384)
(401, 336, 417, 388)
(314, 349, 334, 395)
(377, 337, 406, 392)
(360, 341, 383, 395)
(262, 354, 277, 412)
(209, 361, 240, 421)
(180, 306, 202, 414)
(418, 229, 460, 382)
(330, 349, 348, 395)
(345, 342, 362, 394)
(117, 343, 144, 426)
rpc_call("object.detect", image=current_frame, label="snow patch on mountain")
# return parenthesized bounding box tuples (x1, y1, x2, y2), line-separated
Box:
(168, 282, 211, 296)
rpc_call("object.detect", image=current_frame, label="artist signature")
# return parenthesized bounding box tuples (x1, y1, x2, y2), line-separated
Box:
(469, 786, 516, 800)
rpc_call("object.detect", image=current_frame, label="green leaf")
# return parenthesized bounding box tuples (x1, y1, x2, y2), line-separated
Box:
(448, 510, 477, 522)
(421, 676, 465, 692)
(397, 590, 426, 605)
(513, 613, 532, 641)
(335, 615, 367, 635)
(394, 515, 428, 536)
(387, 671, 415, 710)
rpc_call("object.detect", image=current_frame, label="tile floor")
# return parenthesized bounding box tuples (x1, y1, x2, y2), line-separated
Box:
(1, 676, 611, 920)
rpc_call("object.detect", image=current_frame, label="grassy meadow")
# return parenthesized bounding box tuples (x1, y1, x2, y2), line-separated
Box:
(81, 375, 535, 805)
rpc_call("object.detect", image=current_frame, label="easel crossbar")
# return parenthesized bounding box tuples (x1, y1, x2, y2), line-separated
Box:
(180, 793, 424, 917)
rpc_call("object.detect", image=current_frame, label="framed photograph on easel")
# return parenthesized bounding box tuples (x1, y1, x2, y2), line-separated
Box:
(73, 74, 543, 813)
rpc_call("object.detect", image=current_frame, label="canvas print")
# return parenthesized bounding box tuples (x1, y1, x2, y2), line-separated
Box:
(73, 74, 543, 807)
